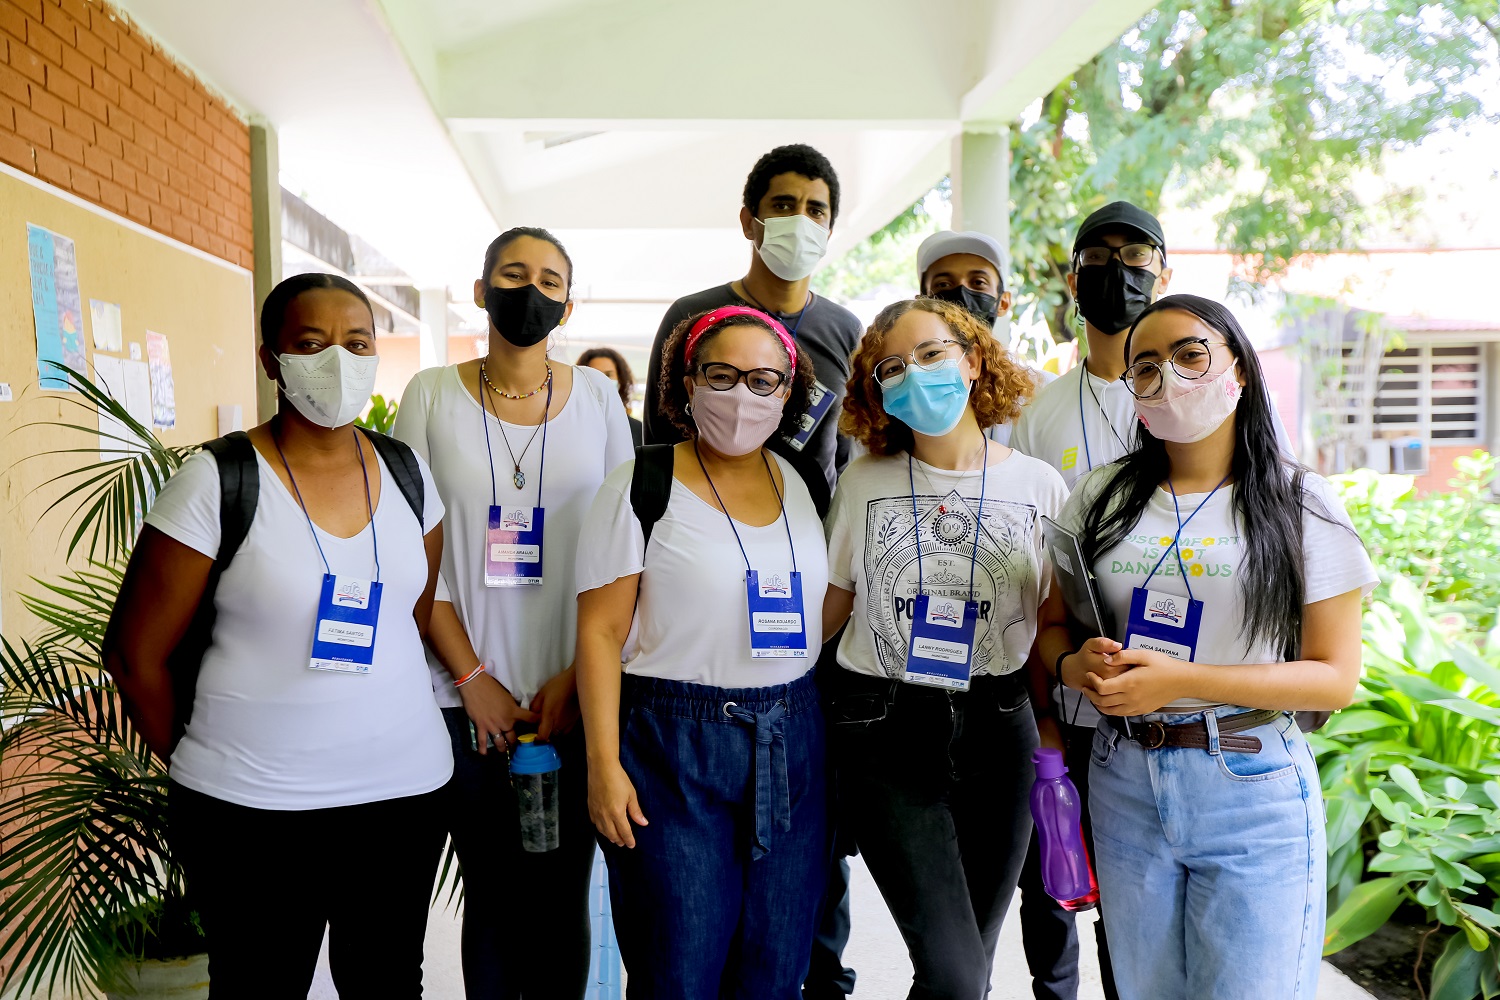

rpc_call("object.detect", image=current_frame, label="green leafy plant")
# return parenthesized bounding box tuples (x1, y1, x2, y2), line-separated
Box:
(357, 393, 399, 435)
(0, 367, 202, 997)
(1317, 575, 1500, 998)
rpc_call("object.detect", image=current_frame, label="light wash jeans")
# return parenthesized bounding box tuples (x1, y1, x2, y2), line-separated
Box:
(1088, 708, 1326, 1000)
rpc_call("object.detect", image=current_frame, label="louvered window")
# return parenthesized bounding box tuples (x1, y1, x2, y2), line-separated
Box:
(1339, 343, 1485, 443)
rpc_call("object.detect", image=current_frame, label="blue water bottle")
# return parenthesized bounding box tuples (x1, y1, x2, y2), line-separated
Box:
(511, 735, 562, 853)
(1030, 747, 1099, 910)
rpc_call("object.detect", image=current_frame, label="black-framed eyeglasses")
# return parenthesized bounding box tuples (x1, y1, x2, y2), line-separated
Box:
(1074, 243, 1161, 269)
(1123, 338, 1220, 399)
(695, 362, 789, 396)
(872, 339, 963, 389)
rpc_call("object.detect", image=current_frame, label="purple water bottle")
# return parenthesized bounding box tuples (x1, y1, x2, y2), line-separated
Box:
(1030, 747, 1099, 911)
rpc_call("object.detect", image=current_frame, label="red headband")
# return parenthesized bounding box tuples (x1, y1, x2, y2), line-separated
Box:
(684, 306, 797, 369)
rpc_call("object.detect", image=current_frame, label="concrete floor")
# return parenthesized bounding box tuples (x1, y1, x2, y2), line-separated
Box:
(310, 854, 1376, 999)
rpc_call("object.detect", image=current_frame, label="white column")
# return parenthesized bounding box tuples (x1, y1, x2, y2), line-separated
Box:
(419, 287, 450, 370)
(249, 120, 282, 422)
(951, 126, 1012, 342)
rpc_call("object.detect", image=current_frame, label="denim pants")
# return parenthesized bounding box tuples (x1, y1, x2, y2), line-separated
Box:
(1089, 708, 1327, 1000)
(440, 708, 596, 1000)
(831, 670, 1039, 1000)
(604, 670, 830, 1000)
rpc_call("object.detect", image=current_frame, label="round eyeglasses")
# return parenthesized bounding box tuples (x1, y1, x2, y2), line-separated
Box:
(872, 339, 963, 389)
(695, 362, 789, 396)
(1122, 338, 1221, 399)
(1074, 243, 1160, 269)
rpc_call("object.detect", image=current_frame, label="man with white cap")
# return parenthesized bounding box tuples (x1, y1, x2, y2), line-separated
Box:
(916, 230, 1057, 446)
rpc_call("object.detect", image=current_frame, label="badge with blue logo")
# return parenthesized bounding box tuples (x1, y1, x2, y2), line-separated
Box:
(485, 504, 545, 587)
(1124, 587, 1202, 662)
(745, 569, 807, 658)
(904, 593, 978, 690)
(310, 574, 383, 674)
(784, 378, 835, 453)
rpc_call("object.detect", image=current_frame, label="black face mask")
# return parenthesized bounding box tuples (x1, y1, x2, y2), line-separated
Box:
(929, 285, 1000, 327)
(484, 284, 567, 348)
(1074, 259, 1157, 334)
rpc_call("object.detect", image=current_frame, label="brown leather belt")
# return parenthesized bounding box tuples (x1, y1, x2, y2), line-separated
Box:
(1104, 709, 1283, 754)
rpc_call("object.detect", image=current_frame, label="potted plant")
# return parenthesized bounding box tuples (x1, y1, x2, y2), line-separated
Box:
(0, 369, 206, 998)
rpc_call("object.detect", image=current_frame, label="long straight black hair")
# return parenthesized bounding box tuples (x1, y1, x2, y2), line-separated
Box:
(1079, 293, 1319, 659)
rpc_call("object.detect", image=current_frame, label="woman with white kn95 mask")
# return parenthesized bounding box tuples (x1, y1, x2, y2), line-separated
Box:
(103, 272, 451, 998)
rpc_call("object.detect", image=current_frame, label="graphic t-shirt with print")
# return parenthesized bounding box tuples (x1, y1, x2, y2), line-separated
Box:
(1057, 465, 1377, 711)
(827, 449, 1068, 681)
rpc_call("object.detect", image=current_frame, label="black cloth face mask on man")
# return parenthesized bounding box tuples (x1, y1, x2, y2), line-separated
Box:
(929, 286, 1000, 327)
(485, 284, 567, 348)
(1074, 259, 1156, 334)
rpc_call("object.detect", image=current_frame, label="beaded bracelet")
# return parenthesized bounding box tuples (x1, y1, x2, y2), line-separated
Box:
(453, 665, 486, 688)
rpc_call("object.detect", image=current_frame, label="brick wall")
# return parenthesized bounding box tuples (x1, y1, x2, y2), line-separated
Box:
(0, 0, 252, 268)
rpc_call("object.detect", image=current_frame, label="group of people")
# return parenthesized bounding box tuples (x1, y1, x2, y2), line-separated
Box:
(104, 142, 1376, 1000)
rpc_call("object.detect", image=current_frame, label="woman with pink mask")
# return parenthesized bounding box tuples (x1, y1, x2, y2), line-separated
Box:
(575, 307, 829, 999)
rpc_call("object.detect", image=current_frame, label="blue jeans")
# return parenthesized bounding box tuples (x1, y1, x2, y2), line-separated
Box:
(604, 670, 830, 1000)
(1088, 709, 1326, 1000)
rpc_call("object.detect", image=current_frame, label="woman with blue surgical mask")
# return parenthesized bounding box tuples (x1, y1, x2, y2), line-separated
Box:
(104, 273, 450, 997)
(822, 298, 1069, 999)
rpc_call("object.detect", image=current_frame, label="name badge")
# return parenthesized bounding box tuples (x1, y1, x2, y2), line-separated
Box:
(746, 569, 808, 659)
(1124, 587, 1202, 662)
(783, 378, 835, 453)
(486, 505, 544, 587)
(904, 593, 977, 691)
(310, 574, 383, 674)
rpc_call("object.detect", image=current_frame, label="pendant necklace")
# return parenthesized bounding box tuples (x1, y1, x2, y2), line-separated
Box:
(480, 360, 550, 490)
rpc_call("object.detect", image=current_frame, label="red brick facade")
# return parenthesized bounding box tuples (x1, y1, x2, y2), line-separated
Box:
(0, 0, 252, 268)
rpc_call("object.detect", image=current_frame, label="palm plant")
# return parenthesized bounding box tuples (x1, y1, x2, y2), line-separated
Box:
(0, 366, 200, 997)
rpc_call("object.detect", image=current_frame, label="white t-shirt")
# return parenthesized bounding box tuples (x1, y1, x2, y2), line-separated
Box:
(826, 450, 1068, 681)
(1058, 466, 1377, 711)
(985, 366, 1058, 448)
(394, 364, 633, 707)
(575, 452, 828, 689)
(145, 445, 452, 810)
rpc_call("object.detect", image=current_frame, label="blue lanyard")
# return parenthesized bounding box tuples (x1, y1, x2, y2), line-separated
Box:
(695, 444, 798, 574)
(479, 367, 552, 508)
(1076, 366, 1128, 472)
(273, 424, 380, 582)
(740, 288, 812, 340)
(907, 437, 988, 602)
(1142, 475, 1230, 600)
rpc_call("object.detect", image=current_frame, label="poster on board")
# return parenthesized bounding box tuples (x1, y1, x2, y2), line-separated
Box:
(90, 299, 123, 352)
(92, 354, 133, 463)
(145, 331, 175, 429)
(27, 224, 87, 390)
(121, 359, 153, 432)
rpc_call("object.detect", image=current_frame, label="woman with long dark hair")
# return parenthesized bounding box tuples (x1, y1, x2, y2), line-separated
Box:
(1038, 294, 1375, 1000)
(394, 228, 633, 998)
(577, 345, 643, 445)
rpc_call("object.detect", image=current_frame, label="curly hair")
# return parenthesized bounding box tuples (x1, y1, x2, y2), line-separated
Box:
(840, 298, 1037, 457)
(743, 144, 841, 224)
(657, 310, 815, 442)
(576, 346, 633, 409)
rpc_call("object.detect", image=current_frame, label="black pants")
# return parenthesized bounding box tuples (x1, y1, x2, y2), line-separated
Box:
(441, 707, 597, 1000)
(1017, 723, 1119, 1000)
(169, 781, 445, 1000)
(806, 626, 856, 1000)
(831, 671, 1039, 1000)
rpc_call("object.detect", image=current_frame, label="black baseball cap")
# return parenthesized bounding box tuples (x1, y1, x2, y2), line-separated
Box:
(1072, 201, 1166, 254)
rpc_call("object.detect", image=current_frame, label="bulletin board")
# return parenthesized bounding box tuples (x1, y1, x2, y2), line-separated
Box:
(0, 162, 256, 636)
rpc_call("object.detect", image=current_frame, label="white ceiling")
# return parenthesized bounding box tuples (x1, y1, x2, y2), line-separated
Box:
(117, 0, 1152, 302)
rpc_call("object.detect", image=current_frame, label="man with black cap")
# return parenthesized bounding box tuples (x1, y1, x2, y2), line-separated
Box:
(1008, 200, 1170, 1000)
(915, 229, 1057, 446)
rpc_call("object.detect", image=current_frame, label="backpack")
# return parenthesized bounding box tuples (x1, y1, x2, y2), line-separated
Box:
(629, 443, 676, 550)
(166, 428, 425, 736)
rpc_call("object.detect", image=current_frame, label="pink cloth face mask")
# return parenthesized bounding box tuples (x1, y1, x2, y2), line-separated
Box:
(1134, 360, 1242, 443)
(691, 383, 786, 457)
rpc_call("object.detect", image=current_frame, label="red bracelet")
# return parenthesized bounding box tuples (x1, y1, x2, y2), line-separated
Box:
(454, 665, 486, 688)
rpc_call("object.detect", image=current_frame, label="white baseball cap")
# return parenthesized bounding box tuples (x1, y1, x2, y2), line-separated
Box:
(916, 231, 1009, 290)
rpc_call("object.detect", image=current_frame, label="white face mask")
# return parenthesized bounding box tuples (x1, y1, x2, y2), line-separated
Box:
(1134, 360, 1242, 443)
(756, 214, 829, 281)
(277, 345, 379, 428)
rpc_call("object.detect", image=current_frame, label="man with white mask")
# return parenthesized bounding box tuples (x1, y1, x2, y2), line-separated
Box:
(643, 144, 863, 520)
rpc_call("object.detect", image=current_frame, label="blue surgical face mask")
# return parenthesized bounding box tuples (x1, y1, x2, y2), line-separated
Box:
(881, 358, 971, 437)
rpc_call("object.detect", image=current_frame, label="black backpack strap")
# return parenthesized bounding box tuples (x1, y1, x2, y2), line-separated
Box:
(172, 432, 258, 734)
(362, 428, 426, 528)
(630, 444, 675, 551)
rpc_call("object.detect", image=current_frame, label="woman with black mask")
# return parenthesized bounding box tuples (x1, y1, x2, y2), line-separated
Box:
(394, 227, 634, 999)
